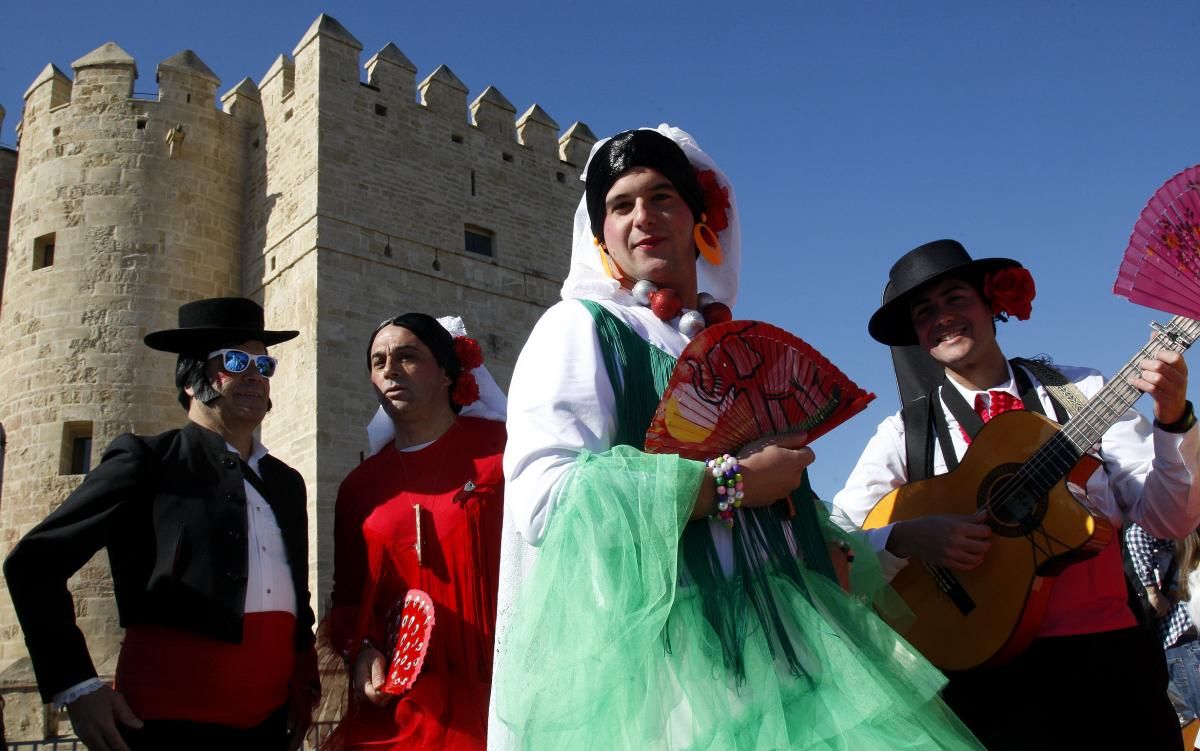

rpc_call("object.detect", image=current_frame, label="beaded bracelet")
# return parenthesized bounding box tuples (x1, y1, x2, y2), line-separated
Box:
(707, 453, 744, 528)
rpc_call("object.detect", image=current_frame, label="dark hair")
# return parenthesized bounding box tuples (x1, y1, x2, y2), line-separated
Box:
(368, 313, 462, 413)
(584, 129, 704, 240)
(175, 353, 222, 410)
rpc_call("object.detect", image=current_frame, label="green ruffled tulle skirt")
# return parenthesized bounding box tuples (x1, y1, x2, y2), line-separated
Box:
(493, 447, 981, 750)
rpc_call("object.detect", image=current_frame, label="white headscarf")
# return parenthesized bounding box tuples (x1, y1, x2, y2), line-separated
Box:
(365, 315, 507, 456)
(560, 123, 742, 309)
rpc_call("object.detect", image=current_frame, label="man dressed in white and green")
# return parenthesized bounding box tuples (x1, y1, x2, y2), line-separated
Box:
(486, 124, 982, 750)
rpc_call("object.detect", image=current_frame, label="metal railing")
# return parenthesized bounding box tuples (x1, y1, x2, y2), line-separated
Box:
(5, 721, 339, 750)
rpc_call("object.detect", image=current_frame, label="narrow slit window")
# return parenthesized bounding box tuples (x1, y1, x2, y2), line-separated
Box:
(61, 422, 93, 475)
(465, 226, 495, 258)
(33, 233, 56, 270)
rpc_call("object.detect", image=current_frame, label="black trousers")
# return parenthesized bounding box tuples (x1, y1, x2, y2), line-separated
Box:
(942, 626, 1181, 750)
(119, 703, 290, 751)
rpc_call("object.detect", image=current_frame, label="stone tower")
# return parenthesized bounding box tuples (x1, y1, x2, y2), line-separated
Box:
(0, 14, 595, 740)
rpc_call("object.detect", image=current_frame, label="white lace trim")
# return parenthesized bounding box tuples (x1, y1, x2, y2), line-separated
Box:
(52, 677, 104, 709)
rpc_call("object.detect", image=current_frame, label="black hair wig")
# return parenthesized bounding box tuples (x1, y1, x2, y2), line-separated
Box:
(584, 129, 704, 241)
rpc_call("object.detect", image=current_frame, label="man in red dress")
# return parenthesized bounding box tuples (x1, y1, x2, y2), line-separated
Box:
(327, 313, 506, 750)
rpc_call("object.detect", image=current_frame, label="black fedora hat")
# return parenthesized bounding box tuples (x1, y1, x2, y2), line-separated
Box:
(868, 240, 1021, 346)
(144, 297, 299, 354)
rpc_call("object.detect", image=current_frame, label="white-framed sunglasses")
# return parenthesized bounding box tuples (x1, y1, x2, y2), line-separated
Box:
(207, 348, 278, 378)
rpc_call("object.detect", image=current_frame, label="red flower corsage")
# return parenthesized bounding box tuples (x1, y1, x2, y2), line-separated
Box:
(453, 336, 484, 371)
(984, 267, 1036, 321)
(451, 372, 480, 406)
(695, 169, 731, 233)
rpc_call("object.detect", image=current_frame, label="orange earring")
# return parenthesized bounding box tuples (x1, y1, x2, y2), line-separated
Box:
(694, 221, 723, 266)
(596, 240, 626, 281)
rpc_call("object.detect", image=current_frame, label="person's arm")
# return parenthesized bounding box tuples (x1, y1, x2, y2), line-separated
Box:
(831, 412, 992, 578)
(327, 469, 393, 707)
(3, 433, 153, 750)
(503, 302, 622, 545)
(1079, 354, 1200, 539)
(3, 433, 152, 701)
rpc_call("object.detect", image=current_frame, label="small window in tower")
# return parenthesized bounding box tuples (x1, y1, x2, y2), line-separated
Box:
(465, 226, 495, 258)
(186, 93, 192, 103)
(451, 134, 464, 144)
(33, 233, 56, 270)
(470, 170, 477, 196)
(136, 117, 148, 130)
(375, 103, 388, 116)
(502, 152, 514, 163)
(284, 109, 294, 122)
(60, 421, 93, 476)
(556, 171, 566, 183)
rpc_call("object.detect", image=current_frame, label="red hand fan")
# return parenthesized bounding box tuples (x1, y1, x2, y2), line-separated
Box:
(1114, 164, 1200, 317)
(381, 589, 435, 695)
(644, 320, 874, 458)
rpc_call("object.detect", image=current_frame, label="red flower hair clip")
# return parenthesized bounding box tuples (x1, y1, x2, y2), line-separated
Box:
(451, 372, 481, 406)
(984, 267, 1036, 321)
(695, 169, 730, 233)
(453, 336, 484, 371)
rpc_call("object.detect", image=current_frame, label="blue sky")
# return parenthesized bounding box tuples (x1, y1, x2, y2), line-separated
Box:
(3, 1, 1198, 495)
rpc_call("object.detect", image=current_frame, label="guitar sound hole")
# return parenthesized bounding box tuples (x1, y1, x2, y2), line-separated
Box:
(978, 463, 1047, 539)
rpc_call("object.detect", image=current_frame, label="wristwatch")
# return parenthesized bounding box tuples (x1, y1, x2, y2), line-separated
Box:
(1155, 400, 1196, 434)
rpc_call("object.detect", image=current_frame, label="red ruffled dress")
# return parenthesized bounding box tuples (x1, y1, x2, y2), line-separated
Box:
(326, 417, 505, 750)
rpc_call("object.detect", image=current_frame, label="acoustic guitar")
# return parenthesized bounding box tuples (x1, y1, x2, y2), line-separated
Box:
(862, 315, 1200, 671)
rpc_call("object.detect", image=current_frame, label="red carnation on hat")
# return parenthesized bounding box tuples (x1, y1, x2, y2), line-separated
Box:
(984, 267, 1036, 321)
(453, 336, 484, 371)
(695, 169, 730, 233)
(451, 372, 480, 406)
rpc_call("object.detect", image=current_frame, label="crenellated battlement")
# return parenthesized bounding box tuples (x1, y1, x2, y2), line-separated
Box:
(14, 41, 242, 153)
(247, 13, 595, 164)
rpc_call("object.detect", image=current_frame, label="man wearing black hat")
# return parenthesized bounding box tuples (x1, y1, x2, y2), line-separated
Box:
(834, 240, 1200, 748)
(4, 298, 318, 751)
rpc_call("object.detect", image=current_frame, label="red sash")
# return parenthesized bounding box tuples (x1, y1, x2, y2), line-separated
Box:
(115, 611, 296, 728)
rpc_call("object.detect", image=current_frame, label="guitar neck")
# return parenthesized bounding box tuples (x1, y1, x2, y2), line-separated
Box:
(1037, 315, 1200, 475)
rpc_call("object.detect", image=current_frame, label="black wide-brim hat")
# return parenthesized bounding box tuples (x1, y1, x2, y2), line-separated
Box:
(868, 239, 1021, 346)
(144, 297, 299, 355)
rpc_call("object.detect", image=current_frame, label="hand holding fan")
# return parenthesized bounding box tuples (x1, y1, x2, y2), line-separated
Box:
(644, 320, 874, 586)
(380, 588, 435, 695)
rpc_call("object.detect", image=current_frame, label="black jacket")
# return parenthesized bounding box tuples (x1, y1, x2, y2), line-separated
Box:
(4, 421, 316, 703)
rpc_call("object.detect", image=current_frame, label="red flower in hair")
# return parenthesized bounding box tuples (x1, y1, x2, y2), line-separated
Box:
(984, 267, 1036, 321)
(695, 169, 730, 233)
(451, 372, 480, 406)
(453, 336, 484, 371)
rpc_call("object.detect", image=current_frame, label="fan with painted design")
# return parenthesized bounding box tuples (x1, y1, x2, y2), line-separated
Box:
(644, 319, 873, 587)
(644, 320, 874, 459)
(381, 588, 435, 695)
(1114, 164, 1200, 317)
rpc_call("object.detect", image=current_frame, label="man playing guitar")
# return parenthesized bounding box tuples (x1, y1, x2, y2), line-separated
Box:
(833, 239, 1200, 749)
